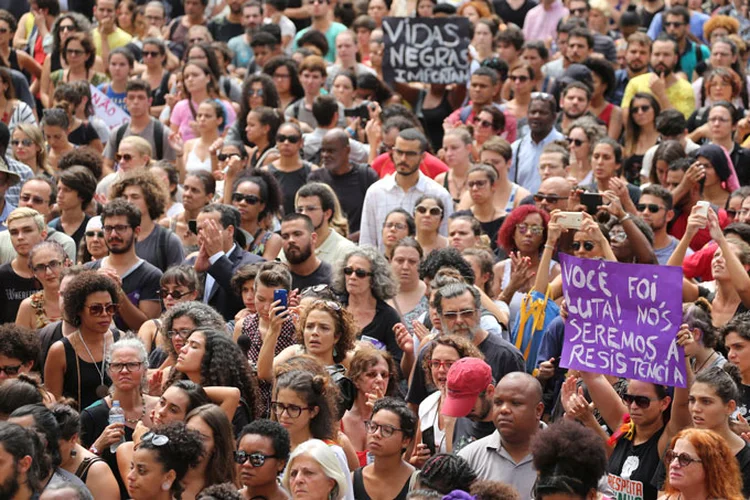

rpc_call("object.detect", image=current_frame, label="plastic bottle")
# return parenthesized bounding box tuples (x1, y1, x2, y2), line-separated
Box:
(109, 400, 125, 453)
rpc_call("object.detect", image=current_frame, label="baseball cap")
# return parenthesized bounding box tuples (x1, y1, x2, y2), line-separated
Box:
(441, 358, 492, 418)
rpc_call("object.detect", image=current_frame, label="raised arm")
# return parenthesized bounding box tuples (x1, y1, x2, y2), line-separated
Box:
(709, 208, 750, 308)
(579, 371, 628, 432)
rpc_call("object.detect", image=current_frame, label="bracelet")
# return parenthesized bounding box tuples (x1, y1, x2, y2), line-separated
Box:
(544, 244, 555, 250)
(619, 213, 633, 224)
(345, 126, 356, 138)
(89, 445, 100, 456)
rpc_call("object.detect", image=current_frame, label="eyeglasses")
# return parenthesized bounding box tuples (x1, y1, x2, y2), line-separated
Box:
(110, 362, 143, 372)
(0, 365, 21, 375)
(270, 402, 313, 418)
(158, 288, 195, 300)
(167, 328, 193, 339)
(428, 360, 456, 370)
(727, 209, 738, 218)
(11, 139, 33, 147)
(637, 203, 664, 213)
(534, 193, 566, 203)
(65, 48, 86, 57)
(140, 432, 169, 447)
(217, 152, 240, 162)
(231, 193, 261, 205)
(468, 179, 489, 189)
(85, 231, 104, 238)
(664, 21, 685, 27)
(344, 266, 373, 278)
(571, 241, 596, 252)
(87, 303, 119, 316)
(364, 420, 404, 438)
(115, 153, 133, 162)
(477, 119, 493, 128)
(384, 222, 407, 231)
(622, 393, 658, 408)
(234, 450, 279, 467)
(609, 230, 626, 243)
(517, 223, 543, 235)
(20, 194, 48, 205)
(144, 15, 163, 21)
(32, 260, 63, 274)
(392, 148, 420, 158)
(415, 205, 443, 216)
(632, 105, 652, 114)
(510, 75, 529, 82)
(442, 309, 476, 320)
(664, 450, 702, 467)
(311, 299, 342, 311)
(103, 224, 131, 234)
(59, 24, 77, 32)
(276, 134, 301, 144)
(142, 50, 161, 58)
(566, 137, 586, 147)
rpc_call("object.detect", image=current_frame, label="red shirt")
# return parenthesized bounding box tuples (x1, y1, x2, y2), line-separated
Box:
(683, 242, 717, 281)
(669, 208, 730, 252)
(372, 151, 449, 179)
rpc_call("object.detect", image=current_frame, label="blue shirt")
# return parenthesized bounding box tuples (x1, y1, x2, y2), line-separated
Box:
(647, 11, 710, 44)
(228, 34, 254, 71)
(509, 128, 565, 193)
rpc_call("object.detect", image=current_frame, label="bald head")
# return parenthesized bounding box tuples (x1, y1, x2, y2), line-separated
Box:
(499, 371, 543, 404)
(536, 176, 571, 213)
(324, 128, 350, 148)
(320, 129, 351, 173)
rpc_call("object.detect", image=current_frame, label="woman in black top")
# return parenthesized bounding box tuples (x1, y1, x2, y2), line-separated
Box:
(137, 38, 171, 118)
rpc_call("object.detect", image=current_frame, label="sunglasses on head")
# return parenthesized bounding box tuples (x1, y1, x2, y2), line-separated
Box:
(234, 450, 279, 467)
(87, 303, 119, 316)
(415, 205, 442, 216)
(157, 288, 195, 300)
(622, 393, 657, 408)
(231, 192, 260, 205)
(276, 134, 300, 144)
(637, 203, 663, 213)
(217, 152, 240, 162)
(140, 432, 169, 447)
(566, 137, 586, 147)
(344, 266, 373, 278)
(571, 241, 595, 251)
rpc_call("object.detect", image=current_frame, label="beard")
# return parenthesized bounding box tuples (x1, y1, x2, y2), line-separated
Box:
(0, 466, 20, 500)
(106, 234, 135, 255)
(285, 242, 313, 264)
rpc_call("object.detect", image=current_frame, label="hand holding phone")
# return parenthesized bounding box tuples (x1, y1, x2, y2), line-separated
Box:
(273, 289, 288, 315)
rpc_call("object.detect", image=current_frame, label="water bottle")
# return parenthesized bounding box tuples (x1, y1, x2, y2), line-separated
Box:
(109, 401, 125, 453)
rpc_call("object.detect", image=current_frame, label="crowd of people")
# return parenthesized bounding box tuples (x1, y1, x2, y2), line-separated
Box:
(1, 0, 750, 498)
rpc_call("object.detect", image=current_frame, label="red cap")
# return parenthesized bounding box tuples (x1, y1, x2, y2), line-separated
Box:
(441, 358, 493, 418)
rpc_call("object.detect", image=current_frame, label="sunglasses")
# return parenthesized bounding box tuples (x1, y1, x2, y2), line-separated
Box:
(247, 89, 264, 97)
(66, 48, 86, 57)
(632, 105, 652, 114)
(468, 179, 489, 188)
(142, 50, 161, 57)
(664, 21, 684, 27)
(140, 432, 169, 447)
(32, 260, 62, 274)
(477, 119, 493, 128)
(311, 299, 342, 311)
(570, 7, 587, 14)
(534, 193, 566, 203)
(344, 266, 373, 278)
(234, 450, 279, 467)
(664, 450, 702, 467)
(442, 309, 476, 320)
(609, 230, 626, 243)
(11, 139, 33, 147)
(87, 303, 119, 316)
(59, 24, 77, 32)
(622, 393, 658, 408)
(511, 75, 529, 82)
(637, 203, 663, 213)
(115, 153, 133, 162)
(571, 241, 596, 251)
(217, 152, 240, 162)
(415, 205, 443, 216)
(566, 137, 586, 147)
(276, 134, 301, 144)
(231, 192, 261, 205)
(20, 194, 48, 205)
(517, 223, 544, 235)
(727, 209, 738, 218)
(157, 288, 195, 299)
(301, 283, 330, 297)
(85, 230, 104, 238)
(0, 365, 21, 375)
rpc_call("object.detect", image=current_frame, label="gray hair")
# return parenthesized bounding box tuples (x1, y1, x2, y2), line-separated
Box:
(333, 245, 397, 301)
(433, 282, 481, 316)
(160, 301, 227, 358)
(106, 336, 149, 394)
(566, 115, 606, 160)
(39, 482, 91, 500)
(282, 439, 348, 500)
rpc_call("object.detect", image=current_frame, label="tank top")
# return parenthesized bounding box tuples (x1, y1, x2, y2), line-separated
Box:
(61, 333, 119, 411)
(598, 102, 615, 127)
(607, 425, 664, 500)
(75, 456, 105, 483)
(416, 89, 454, 152)
(149, 71, 171, 108)
(185, 148, 212, 173)
(352, 467, 410, 500)
(443, 172, 462, 205)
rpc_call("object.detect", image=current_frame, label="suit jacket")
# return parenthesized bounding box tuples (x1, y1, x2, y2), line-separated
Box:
(186, 248, 263, 320)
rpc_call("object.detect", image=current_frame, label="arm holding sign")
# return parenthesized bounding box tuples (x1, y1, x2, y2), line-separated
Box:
(533, 210, 564, 297)
(601, 191, 658, 264)
(657, 325, 695, 457)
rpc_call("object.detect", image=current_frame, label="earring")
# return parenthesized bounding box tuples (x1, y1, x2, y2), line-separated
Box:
(70, 449, 77, 458)
(162, 482, 172, 491)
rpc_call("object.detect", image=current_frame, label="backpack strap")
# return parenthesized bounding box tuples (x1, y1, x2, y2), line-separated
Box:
(156, 226, 169, 271)
(459, 105, 472, 123)
(153, 120, 164, 159)
(113, 124, 128, 156)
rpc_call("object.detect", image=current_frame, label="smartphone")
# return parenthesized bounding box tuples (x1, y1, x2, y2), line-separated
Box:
(188, 220, 198, 234)
(696, 200, 710, 217)
(273, 289, 288, 315)
(421, 426, 436, 456)
(580, 192, 604, 215)
(557, 211, 583, 230)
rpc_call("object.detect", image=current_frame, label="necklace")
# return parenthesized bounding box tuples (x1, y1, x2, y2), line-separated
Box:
(694, 350, 717, 373)
(77, 331, 109, 399)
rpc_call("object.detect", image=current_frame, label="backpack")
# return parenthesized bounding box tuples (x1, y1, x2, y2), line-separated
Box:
(114, 119, 164, 159)
(459, 105, 473, 124)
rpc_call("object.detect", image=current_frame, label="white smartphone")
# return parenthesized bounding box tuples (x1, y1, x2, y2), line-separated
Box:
(557, 211, 583, 230)
(696, 200, 710, 217)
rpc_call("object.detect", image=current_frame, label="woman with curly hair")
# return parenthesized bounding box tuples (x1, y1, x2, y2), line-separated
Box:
(127, 422, 205, 500)
(227, 74, 280, 145)
(225, 170, 283, 259)
(333, 246, 401, 361)
(16, 241, 70, 330)
(415, 453, 477, 494)
(45, 271, 120, 410)
(169, 328, 258, 434)
(184, 404, 237, 498)
(493, 205, 558, 326)
(236, 419, 291, 500)
(704, 15, 740, 43)
(623, 92, 661, 184)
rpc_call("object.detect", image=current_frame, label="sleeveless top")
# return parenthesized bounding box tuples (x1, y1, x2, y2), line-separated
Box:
(248, 230, 273, 257)
(415, 89, 454, 151)
(68, 122, 101, 148)
(391, 294, 429, 336)
(598, 102, 615, 127)
(352, 467, 410, 500)
(443, 172, 462, 205)
(29, 290, 61, 329)
(185, 148, 212, 173)
(148, 71, 171, 108)
(61, 333, 120, 411)
(75, 456, 105, 483)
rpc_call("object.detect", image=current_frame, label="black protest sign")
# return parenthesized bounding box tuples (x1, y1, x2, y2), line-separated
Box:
(382, 17, 471, 85)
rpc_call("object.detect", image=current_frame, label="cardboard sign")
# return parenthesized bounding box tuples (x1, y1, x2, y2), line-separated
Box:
(89, 84, 129, 130)
(382, 17, 471, 84)
(559, 254, 687, 387)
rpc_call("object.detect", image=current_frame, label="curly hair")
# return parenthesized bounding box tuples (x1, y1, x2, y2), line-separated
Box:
(110, 169, 169, 221)
(371, 397, 416, 439)
(347, 343, 399, 397)
(664, 428, 743, 500)
(418, 453, 477, 494)
(230, 263, 261, 296)
(703, 15, 739, 41)
(186, 404, 237, 487)
(160, 302, 227, 360)
(419, 247, 475, 284)
(422, 335, 483, 387)
(238, 419, 291, 464)
(137, 422, 205, 500)
(262, 57, 304, 102)
(196, 483, 243, 500)
(56, 146, 103, 180)
(470, 480, 521, 500)
(62, 271, 119, 327)
(496, 205, 549, 253)
(531, 420, 607, 498)
(566, 116, 606, 159)
(0, 324, 39, 366)
(333, 246, 397, 301)
(272, 369, 337, 441)
(297, 300, 357, 364)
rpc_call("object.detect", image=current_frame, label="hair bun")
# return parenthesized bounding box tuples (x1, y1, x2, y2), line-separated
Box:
(694, 297, 713, 314)
(723, 362, 743, 388)
(311, 374, 328, 394)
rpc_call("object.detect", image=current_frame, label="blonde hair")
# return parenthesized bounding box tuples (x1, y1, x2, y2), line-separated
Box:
(589, 0, 611, 17)
(13, 124, 50, 176)
(120, 136, 153, 159)
(7, 207, 45, 232)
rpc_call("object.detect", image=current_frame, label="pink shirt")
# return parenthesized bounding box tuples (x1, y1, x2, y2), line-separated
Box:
(523, 1, 568, 43)
(170, 99, 237, 141)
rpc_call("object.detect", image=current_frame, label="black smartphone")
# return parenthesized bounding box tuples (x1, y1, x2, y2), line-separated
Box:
(188, 220, 198, 234)
(421, 426, 436, 456)
(580, 192, 604, 215)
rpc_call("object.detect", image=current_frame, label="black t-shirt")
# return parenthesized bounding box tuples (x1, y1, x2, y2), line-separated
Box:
(608, 426, 664, 500)
(290, 261, 333, 291)
(207, 16, 244, 43)
(640, 6, 664, 29)
(492, 0, 537, 28)
(307, 163, 379, 234)
(0, 263, 39, 324)
(50, 214, 91, 251)
(68, 122, 101, 148)
(357, 299, 402, 363)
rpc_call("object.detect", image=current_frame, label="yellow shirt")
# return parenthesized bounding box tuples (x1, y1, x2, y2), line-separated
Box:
(621, 73, 696, 120)
(92, 28, 132, 57)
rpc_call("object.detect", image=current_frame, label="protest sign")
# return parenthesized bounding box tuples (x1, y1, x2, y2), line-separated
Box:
(382, 17, 471, 84)
(89, 84, 129, 130)
(559, 254, 686, 387)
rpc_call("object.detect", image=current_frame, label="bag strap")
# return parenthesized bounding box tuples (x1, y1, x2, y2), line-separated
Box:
(154, 120, 164, 159)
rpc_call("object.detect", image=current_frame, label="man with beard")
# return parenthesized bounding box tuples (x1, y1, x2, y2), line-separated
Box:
(566, 2, 617, 62)
(509, 94, 565, 194)
(228, 1, 263, 78)
(84, 199, 162, 331)
(556, 82, 593, 133)
(0, 422, 40, 500)
(662, 6, 709, 82)
(280, 213, 332, 290)
(638, 185, 688, 264)
(307, 129, 379, 236)
(209, 0, 245, 41)
(290, 0, 346, 62)
(613, 32, 651, 104)
(360, 128, 454, 250)
(188, 203, 262, 320)
(621, 34, 696, 119)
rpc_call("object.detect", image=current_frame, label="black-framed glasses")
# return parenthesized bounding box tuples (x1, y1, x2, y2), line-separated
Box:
(344, 266, 373, 278)
(571, 241, 596, 252)
(167, 329, 193, 340)
(637, 203, 663, 214)
(232, 193, 261, 205)
(632, 105, 652, 114)
(85, 231, 104, 238)
(158, 288, 195, 300)
(140, 432, 169, 447)
(534, 194, 566, 203)
(622, 393, 658, 409)
(142, 50, 161, 58)
(103, 224, 132, 234)
(32, 260, 62, 274)
(234, 450, 278, 467)
(65, 48, 86, 57)
(0, 365, 21, 376)
(11, 139, 33, 147)
(415, 205, 443, 216)
(109, 362, 143, 372)
(664, 450, 702, 467)
(364, 420, 404, 438)
(566, 137, 586, 147)
(59, 24, 77, 32)
(87, 303, 118, 316)
(217, 152, 240, 162)
(270, 402, 313, 418)
(276, 134, 300, 144)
